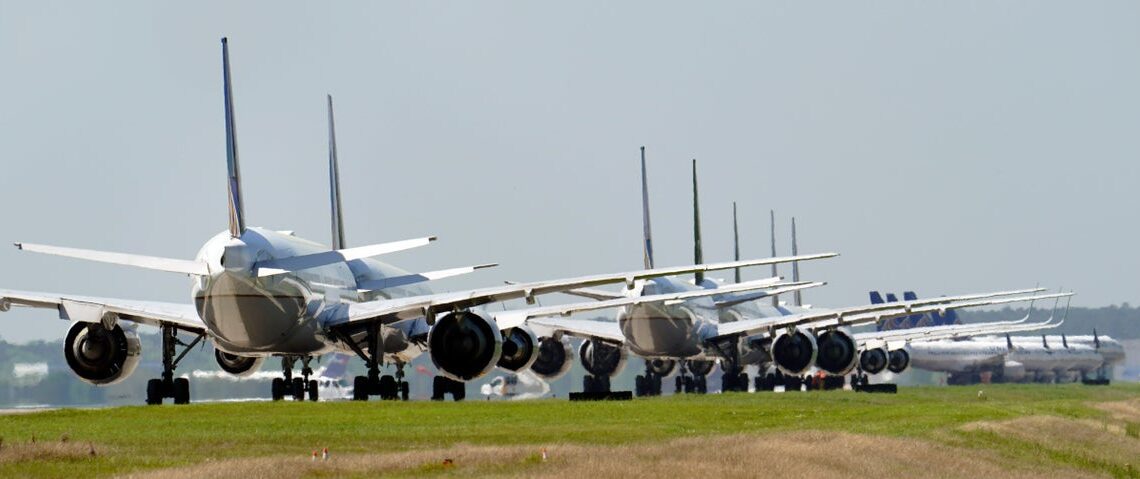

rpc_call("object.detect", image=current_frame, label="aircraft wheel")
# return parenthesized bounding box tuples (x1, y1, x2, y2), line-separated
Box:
(379, 375, 397, 400)
(634, 376, 647, 397)
(308, 379, 319, 402)
(696, 376, 707, 394)
(146, 379, 163, 405)
(353, 376, 369, 401)
(399, 382, 410, 401)
(675, 376, 684, 394)
(173, 378, 190, 405)
(431, 376, 447, 400)
(292, 378, 305, 401)
(272, 378, 286, 401)
(450, 379, 466, 401)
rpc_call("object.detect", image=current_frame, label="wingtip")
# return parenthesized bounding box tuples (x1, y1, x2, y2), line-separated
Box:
(13, 242, 21, 250)
(427, 236, 438, 242)
(221, 37, 228, 44)
(475, 263, 499, 270)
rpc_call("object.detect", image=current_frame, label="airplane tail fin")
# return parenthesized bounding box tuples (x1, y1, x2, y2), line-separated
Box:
(732, 202, 741, 284)
(769, 210, 777, 306)
(902, 291, 924, 326)
(640, 147, 654, 270)
(791, 217, 802, 307)
(869, 291, 885, 304)
(221, 38, 246, 239)
(692, 159, 704, 285)
(327, 95, 347, 249)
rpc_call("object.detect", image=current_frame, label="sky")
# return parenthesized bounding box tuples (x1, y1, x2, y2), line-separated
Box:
(1, 2, 1138, 343)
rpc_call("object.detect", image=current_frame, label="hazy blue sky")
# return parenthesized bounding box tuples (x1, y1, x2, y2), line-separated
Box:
(1, 2, 1137, 343)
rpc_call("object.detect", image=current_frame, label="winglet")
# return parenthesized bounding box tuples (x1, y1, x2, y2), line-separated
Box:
(769, 210, 777, 307)
(640, 146, 654, 270)
(790, 217, 802, 307)
(328, 94, 346, 250)
(221, 37, 246, 238)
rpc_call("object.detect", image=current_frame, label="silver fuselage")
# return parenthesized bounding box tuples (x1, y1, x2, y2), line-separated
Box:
(909, 336, 1120, 377)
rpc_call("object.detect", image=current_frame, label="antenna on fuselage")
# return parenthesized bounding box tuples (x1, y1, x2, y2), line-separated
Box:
(221, 38, 246, 238)
(692, 159, 704, 285)
(640, 146, 654, 270)
(769, 209, 777, 307)
(791, 217, 802, 307)
(327, 95, 346, 249)
(732, 202, 740, 284)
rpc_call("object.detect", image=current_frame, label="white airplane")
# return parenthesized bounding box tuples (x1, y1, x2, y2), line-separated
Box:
(522, 149, 1069, 396)
(0, 39, 827, 405)
(479, 370, 551, 400)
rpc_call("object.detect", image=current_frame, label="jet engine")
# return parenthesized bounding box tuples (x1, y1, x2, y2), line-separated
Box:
(688, 359, 714, 376)
(647, 358, 677, 376)
(579, 339, 628, 377)
(63, 321, 141, 385)
(859, 348, 888, 375)
(214, 350, 265, 377)
(1000, 360, 1026, 382)
(428, 310, 502, 381)
(815, 329, 858, 375)
(887, 348, 911, 374)
(772, 330, 817, 375)
(530, 336, 573, 380)
(497, 326, 539, 372)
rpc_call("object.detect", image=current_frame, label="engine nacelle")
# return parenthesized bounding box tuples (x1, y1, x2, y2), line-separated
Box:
(214, 349, 265, 377)
(859, 348, 888, 375)
(497, 326, 539, 372)
(579, 339, 627, 377)
(815, 329, 858, 375)
(530, 336, 573, 380)
(647, 358, 677, 376)
(688, 359, 715, 376)
(64, 322, 141, 385)
(887, 348, 911, 374)
(428, 311, 502, 381)
(772, 330, 817, 375)
(1001, 360, 1026, 382)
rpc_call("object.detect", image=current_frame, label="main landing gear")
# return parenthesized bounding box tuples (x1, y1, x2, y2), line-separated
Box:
(674, 360, 711, 394)
(146, 324, 204, 405)
(333, 324, 412, 401)
(271, 356, 318, 402)
(430, 375, 464, 401)
(634, 366, 664, 397)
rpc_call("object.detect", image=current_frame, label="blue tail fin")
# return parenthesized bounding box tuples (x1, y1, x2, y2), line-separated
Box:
(869, 291, 885, 304)
(902, 291, 924, 327)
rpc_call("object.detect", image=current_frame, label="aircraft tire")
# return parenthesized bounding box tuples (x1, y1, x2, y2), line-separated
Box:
(146, 379, 163, 405)
(308, 379, 318, 402)
(272, 378, 286, 401)
(696, 376, 707, 394)
(399, 382, 410, 401)
(450, 379, 465, 401)
(173, 378, 190, 405)
(291, 378, 305, 401)
(353, 376, 369, 401)
(431, 376, 446, 400)
(379, 375, 397, 400)
(634, 376, 647, 397)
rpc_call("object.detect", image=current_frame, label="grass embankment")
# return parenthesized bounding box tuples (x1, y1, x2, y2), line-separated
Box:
(1, 384, 1138, 478)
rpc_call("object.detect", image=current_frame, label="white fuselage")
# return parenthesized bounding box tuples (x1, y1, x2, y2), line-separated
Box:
(909, 336, 1121, 379)
(190, 227, 429, 358)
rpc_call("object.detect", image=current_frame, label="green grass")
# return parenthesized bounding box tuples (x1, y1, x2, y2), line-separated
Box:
(1, 383, 1138, 478)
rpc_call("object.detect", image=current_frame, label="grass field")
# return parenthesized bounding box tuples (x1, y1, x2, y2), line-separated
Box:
(1, 384, 1139, 478)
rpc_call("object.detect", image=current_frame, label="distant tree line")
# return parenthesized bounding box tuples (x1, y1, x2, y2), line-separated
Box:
(957, 304, 1139, 339)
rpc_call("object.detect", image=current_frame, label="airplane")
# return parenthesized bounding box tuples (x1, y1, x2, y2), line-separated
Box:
(479, 370, 551, 400)
(0, 38, 830, 405)
(526, 148, 1070, 397)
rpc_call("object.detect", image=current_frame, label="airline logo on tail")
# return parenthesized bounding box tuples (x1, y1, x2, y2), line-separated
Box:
(872, 291, 960, 331)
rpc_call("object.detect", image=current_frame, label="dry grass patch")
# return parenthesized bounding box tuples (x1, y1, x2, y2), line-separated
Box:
(0, 436, 101, 464)
(1092, 398, 1140, 423)
(119, 431, 1085, 479)
(963, 415, 1140, 476)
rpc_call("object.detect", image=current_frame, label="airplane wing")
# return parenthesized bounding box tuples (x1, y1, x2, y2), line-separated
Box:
(712, 289, 1068, 339)
(321, 252, 837, 327)
(0, 289, 205, 332)
(855, 318, 1061, 349)
(528, 317, 625, 343)
(492, 281, 825, 330)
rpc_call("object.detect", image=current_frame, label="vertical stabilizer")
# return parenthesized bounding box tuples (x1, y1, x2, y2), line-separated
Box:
(221, 38, 246, 238)
(327, 95, 347, 249)
(692, 159, 704, 284)
(791, 217, 802, 306)
(769, 210, 777, 306)
(640, 147, 654, 270)
(732, 202, 741, 283)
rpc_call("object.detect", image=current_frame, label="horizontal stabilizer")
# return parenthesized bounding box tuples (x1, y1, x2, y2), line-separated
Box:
(257, 236, 436, 277)
(15, 243, 209, 276)
(357, 263, 497, 291)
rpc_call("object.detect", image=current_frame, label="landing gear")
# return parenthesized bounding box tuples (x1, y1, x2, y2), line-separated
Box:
(634, 361, 665, 397)
(145, 324, 203, 405)
(334, 324, 413, 401)
(271, 356, 319, 402)
(431, 376, 465, 401)
(674, 361, 709, 394)
(583, 374, 611, 394)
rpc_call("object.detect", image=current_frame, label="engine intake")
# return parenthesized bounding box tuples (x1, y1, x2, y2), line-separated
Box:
(428, 311, 502, 381)
(579, 339, 627, 377)
(215, 350, 265, 377)
(859, 348, 888, 375)
(647, 358, 677, 376)
(815, 329, 857, 375)
(64, 322, 141, 385)
(887, 348, 910, 374)
(497, 327, 538, 372)
(772, 330, 817, 375)
(530, 336, 573, 380)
